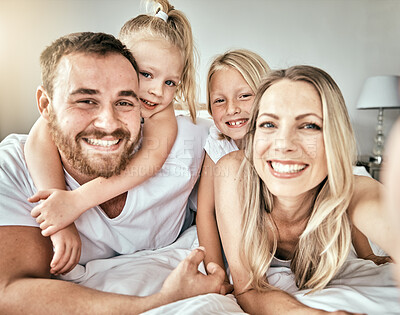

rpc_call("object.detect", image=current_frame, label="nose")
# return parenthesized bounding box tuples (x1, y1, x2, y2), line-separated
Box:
(93, 106, 121, 131)
(226, 99, 240, 115)
(273, 127, 299, 156)
(148, 80, 163, 97)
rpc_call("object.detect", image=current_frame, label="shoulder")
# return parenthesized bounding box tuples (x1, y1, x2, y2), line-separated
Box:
(213, 150, 245, 188)
(176, 116, 212, 146)
(348, 175, 382, 219)
(204, 124, 239, 164)
(0, 134, 38, 226)
(0, 134, 29, 174)
(217, 150, 244, 172)
(177, 115, 211, 132)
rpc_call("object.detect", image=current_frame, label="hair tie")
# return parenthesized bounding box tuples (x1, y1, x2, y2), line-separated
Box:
(155, 10, 168, 22)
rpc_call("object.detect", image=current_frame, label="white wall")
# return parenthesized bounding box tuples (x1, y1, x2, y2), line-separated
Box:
(1, 0, 399, 155)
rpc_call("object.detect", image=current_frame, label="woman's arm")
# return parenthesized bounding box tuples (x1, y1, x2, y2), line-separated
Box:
(347, 176, 397, 259)
(214, 151, 352, 315)
(351, 224, 392, 265)
(197, 154, 232, 292)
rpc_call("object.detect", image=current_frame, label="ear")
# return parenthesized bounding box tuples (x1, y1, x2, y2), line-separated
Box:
(36, 86, 51, 121)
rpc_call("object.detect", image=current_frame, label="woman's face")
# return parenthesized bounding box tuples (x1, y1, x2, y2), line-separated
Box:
(209, 67, 254, 145)
(253, 79, 328, 199)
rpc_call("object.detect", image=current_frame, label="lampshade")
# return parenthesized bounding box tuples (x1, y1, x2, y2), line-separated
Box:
(357, 75, 400, 109)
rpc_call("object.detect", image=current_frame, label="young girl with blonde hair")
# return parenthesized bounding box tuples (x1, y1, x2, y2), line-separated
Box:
(215, 65, 397, 313)
(26, 0, 199, 275)
(196, 49, 270, 293)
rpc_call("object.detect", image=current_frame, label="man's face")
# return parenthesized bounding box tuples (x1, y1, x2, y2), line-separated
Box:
(47, 52, 141, 181)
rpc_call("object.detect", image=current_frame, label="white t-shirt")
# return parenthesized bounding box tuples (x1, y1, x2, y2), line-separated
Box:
(203, 124, 239, 164)
(0, 116, 210, 265)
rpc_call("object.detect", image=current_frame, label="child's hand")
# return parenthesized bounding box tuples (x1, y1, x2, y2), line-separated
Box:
(49, 224, 82, 275)
(364, 254, 393, 265)
(29, 189, 84, 236)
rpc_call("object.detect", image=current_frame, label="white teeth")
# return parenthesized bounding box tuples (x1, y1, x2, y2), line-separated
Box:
(227, 119, 247, 126)
(141, 98, 156, 106)
(86, 138, 119, 147)
(271, 162, 306, 174)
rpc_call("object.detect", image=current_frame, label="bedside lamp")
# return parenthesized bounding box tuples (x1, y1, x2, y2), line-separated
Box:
(357, 75, 400, 164)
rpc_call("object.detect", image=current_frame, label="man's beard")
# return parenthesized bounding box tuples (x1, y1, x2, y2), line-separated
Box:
(48, 110, 141, 178)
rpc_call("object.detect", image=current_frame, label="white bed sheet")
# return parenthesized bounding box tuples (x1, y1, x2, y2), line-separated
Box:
(62, 226, 400, 315)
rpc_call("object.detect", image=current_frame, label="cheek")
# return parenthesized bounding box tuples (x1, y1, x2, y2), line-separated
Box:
(301, 135, 325, 160)
(253, 132, 271, 159)
(137, 80, 147, 97)
(127, 117, 141, 139)
(211, 106, 224, 123)
(241, 101, 254, 114)
(164, 88, 176, 104)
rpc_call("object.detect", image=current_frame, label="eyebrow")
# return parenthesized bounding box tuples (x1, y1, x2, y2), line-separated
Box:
(70, 88, 99, 95)
(118, 90, 138, 99)
(70, 89, 138, 99)
(257, 113, 322, 120)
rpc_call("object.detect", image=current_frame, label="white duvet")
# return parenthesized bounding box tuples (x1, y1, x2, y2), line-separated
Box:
(62, 226, 400, 314)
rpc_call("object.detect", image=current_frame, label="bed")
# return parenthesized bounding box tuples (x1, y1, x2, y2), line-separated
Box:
(62, 225, 400, 314)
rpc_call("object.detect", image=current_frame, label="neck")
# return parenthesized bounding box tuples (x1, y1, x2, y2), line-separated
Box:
(272, 190, 317, 224)
(234, 138, 243, 149)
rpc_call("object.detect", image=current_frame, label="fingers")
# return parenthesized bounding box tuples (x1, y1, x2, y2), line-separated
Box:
(41, 225, 58, 237)
(206, 261, 225, 280)
(50, 239, 81, 275)
(185, 246, 206, 266)
(28, 190, 52, 203)
(30, 204, 42, 218)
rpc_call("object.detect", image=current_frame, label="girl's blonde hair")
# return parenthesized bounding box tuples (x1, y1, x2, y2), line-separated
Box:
(240, 65, 356, 293)
(206, 49, 270, 116)
(119, 0, 198, 122)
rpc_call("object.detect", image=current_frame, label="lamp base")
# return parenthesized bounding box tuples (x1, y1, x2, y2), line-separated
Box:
(371, 108, 385, 165)
(369, 155, 382, 164)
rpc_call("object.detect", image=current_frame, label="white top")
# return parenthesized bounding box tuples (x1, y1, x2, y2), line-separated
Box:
(204, 124, 239, 164)
(0, 116, 210, 265)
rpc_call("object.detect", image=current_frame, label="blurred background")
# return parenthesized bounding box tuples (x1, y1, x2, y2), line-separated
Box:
(0, 0, 399, 156)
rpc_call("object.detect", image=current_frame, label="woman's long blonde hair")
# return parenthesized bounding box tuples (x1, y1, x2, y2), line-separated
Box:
(240, 65, 356, 293)
(119, 0, 198, 122)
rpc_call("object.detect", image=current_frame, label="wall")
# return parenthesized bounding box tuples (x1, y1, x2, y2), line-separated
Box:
(0, 0, 399, 155)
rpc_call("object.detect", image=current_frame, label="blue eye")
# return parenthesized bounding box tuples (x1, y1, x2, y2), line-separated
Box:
(140, 72, 151, 78)
(303, 123, 321, 130)
(259, 122, 275, 128)
(165, 80, 176, 87)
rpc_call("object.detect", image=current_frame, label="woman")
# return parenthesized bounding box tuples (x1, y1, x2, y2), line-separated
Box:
(215, 65, 397, 314)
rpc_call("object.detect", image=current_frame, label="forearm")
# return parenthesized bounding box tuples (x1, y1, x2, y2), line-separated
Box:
(351, 225, 374, 258)
(25, 117, 65, 191)
(0, 277, 170, 315)
(237, 289, 323, 315)
(197, 213, 226, 275)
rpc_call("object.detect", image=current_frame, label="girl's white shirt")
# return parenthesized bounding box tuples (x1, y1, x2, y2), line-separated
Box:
(204, 124, 239, 164)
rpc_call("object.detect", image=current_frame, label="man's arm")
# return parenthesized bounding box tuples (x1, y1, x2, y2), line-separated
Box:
(0, 226, 224, 315)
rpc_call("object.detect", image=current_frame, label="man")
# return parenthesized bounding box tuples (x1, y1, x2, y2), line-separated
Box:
(0, 32, 223, 314)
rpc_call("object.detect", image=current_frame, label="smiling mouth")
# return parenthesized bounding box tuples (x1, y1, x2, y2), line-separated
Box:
(84, 138, 120, 147)
(140, 98, 158, 109)
(269, 161, 307, 174)
(225, 119, 248, 127)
